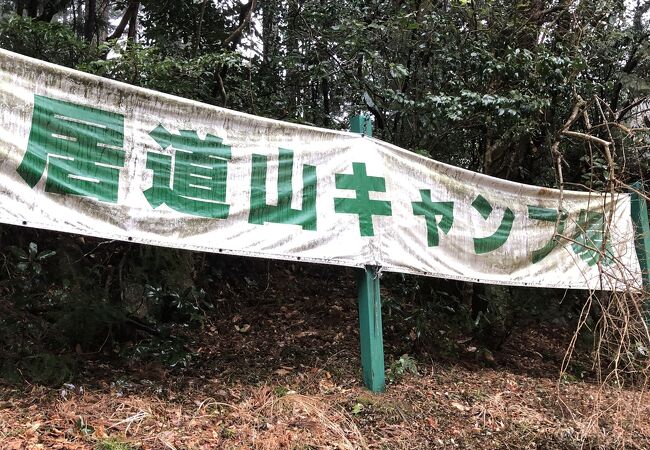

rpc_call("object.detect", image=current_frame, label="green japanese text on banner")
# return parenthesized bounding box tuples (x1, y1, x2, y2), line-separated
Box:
(0, 49, 642, 290)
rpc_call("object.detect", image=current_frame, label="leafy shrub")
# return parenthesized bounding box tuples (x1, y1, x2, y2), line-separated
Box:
(388, 354, 418, 384)
(0, 14, 91, 67)
(0, 230, 205, 384)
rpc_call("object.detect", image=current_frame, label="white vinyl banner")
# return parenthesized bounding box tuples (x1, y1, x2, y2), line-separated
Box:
(0, 49, 642, 290)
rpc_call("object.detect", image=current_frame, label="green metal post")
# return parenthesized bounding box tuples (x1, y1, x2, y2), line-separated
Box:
(357, 266, 385, 392)
(350, 114, 385, 392)
(350, 114, 373, 137)
(630, 182, 650, 324)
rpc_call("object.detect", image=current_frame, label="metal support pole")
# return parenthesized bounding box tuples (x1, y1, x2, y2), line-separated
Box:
(350, 114, 385, 392)
(350, 114, 373, 137)
(630, 182, 650, 324)
(357, 265, 385, 392)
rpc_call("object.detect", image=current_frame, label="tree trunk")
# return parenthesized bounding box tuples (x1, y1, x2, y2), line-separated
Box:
(192, 0, 209, 57)
(83, 0, 96, 42)
(127, 3, 138, 42)
(212, 0, 256, 106)
(73, 0, 83, 36)
(38, 0, 73, 23)
(95, 0, 111, 41)
(106, 2, 139, 41)
(322, 76, 331, 127)
(26, 0, 38, 17)
(262, 0, 279, 65)
(285, 0, 300, 119)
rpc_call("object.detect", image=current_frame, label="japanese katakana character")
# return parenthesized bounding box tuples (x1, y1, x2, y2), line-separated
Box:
(334, 162, 392, 237)
(249, 148, 317, 230)
(144, 124, 231, 219)
(571, 210, 614, 267)
(16, 95, 125, 203)
(527, 206, 568, 263)
(411, 190, 454, 247)
(472, 194, 515, 254)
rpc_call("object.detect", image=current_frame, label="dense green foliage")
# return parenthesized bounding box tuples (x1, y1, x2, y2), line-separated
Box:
(2, 1, 648, 179)
(0, 0, 648, 384)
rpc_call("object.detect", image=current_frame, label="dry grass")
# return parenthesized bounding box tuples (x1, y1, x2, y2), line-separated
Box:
(1, 359, 648, 449)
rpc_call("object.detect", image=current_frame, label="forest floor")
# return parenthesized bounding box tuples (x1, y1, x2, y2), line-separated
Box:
(0, 258, 648, 449)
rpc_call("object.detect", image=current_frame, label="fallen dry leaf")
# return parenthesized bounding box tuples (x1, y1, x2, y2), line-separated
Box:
(451, 402, 470, 412)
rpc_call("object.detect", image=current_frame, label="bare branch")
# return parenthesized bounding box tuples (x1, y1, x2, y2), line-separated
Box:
(223, 0, 257, 49)
(562, 130, 611, 148)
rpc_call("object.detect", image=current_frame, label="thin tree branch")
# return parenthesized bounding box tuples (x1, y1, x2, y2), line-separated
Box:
(223, 0, 257, 48)
(192, 0, 209, 58)
(561, 130, 611, 148)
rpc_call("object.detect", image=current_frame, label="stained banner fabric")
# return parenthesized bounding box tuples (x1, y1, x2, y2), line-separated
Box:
(0, 49, 642, 290)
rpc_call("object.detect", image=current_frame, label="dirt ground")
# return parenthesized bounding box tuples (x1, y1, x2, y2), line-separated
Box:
(0, 260, 648, 449)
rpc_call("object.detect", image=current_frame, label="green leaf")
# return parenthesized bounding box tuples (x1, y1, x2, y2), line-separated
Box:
(37, 250, 56, 261)
(28, 242, 38, 259)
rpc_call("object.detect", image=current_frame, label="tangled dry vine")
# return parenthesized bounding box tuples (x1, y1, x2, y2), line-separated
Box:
(553, 94, 649, 445)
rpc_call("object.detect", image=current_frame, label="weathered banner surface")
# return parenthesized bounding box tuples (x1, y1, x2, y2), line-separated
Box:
(0, 49, 642, 290)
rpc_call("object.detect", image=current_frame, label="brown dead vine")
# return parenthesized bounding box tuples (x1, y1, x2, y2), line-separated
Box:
(553, 94, 650, 448)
